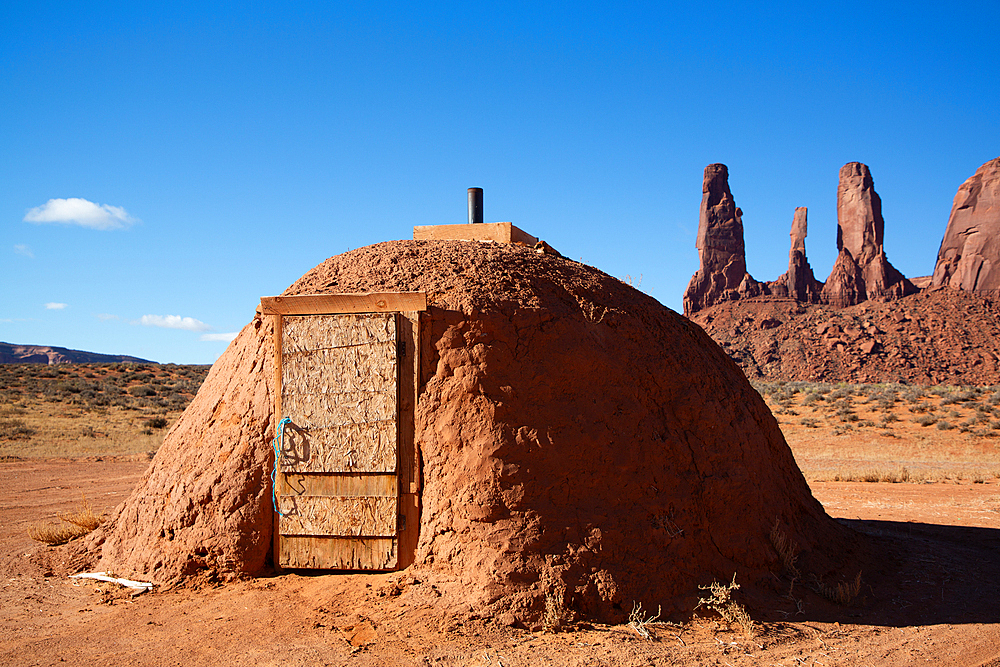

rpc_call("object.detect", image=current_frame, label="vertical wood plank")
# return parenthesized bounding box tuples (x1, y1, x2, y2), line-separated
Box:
(396, 312, 421, 568)
(396, 493, 420, 569)
(272, 314, 284, 572)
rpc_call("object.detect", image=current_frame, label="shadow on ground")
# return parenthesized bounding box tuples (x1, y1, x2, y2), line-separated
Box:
(795, 519, 1000, 627)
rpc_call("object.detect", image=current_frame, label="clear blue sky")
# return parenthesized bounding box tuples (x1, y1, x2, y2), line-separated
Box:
(3, 2, 998, 364)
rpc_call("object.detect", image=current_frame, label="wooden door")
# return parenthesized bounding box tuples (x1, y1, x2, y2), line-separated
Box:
(275, 313, 400, 569)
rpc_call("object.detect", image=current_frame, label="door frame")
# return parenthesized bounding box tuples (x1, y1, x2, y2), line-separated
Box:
(259, 292, 426, 570)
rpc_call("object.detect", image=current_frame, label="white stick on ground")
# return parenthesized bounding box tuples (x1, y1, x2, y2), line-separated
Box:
(70, 572, 153, 591)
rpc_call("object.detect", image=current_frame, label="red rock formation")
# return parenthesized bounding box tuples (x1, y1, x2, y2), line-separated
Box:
(773, 207, 823, 303)
(820, 163, 914, 306)
(683, 164, 763, 315)
(820, 248, 865, 308)
(931, 157, 1000, 291)
(690, 287, 1000, 385)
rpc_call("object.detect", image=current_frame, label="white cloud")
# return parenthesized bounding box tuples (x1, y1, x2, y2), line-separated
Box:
(200, 332, 238, 343)
(14, 244, 34, 258)
(45, 302, 68, 310)
(139, 314, 211, 332)
(24, 197, 138, 230)
(96, 313, 120, 321)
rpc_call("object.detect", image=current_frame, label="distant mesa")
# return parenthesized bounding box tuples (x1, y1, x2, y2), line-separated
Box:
(932, 156, 1000, 291)
(0, 342, 154, 365)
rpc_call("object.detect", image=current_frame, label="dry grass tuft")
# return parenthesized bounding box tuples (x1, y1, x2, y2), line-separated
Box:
(27, 522, 91, 546)
(28, 496, 104, 545)
(769, 520, 800, 577)
(627, 601, 661, 640)
(542, 591, 572, 633)
(695, 574, 755, 639)
(812, 571, 863, 606)
(59, 497, 103, 531)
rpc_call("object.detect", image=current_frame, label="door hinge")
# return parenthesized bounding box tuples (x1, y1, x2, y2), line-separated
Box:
(397, 340, 406, 358)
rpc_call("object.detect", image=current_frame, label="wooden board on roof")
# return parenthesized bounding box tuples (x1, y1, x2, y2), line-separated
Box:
(412, 221, 538, 246)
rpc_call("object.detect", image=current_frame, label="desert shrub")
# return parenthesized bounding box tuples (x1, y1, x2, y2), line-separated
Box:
(915, 415, 938, 426)
(144, 416, 169, 429)
(858, 420, 875, 428)
(909, 401, 932, 413)
(811, 572, 863, 606)
(773, 387, 799, 403)
(829, 387, 854, 399)
(800, 417, 820, 428)
(941, 389, 977, 405)
(936, 420, 954, 431)
(802, 392, 823, 405)
(128, 384, 157, 397)
(0, 418, 35, 440)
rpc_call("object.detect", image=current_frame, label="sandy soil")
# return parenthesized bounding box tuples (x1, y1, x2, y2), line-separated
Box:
(2, 457, 999, 666)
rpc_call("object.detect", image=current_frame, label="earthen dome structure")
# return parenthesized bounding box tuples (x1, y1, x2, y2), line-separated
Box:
(81, 239, 856, 624)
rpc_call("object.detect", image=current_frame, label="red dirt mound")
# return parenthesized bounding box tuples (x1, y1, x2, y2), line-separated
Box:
(78, 240, 858, 626)
(690, 287, 1000, 384)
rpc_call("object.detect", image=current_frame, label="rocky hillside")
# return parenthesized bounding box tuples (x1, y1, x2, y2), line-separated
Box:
(0, 342, 154, 365)
(690, 288, 1000, 385)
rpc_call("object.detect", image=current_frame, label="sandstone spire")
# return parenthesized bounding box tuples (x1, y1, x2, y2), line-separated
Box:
(820, 162, 914, 306)
(683, 164, 762, 315)
(931, 157, 1000, 291)
(783, 207, 822, 302)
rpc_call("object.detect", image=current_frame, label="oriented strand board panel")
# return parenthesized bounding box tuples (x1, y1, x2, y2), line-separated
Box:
(282, 314, 396, 351)
(278, 423, 396, 473)
(279, 314, 397, 474)
(279, 496, 397, 536)
(413, 222, 538, 246)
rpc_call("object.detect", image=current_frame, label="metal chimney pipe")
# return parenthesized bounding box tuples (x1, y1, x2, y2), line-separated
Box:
(467, 187, 483, 224)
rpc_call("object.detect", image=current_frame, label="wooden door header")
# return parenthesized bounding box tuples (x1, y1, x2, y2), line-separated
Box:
(260, 292, 427, 315)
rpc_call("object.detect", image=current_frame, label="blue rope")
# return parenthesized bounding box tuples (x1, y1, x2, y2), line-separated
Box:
(271, 417, 292, 516)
